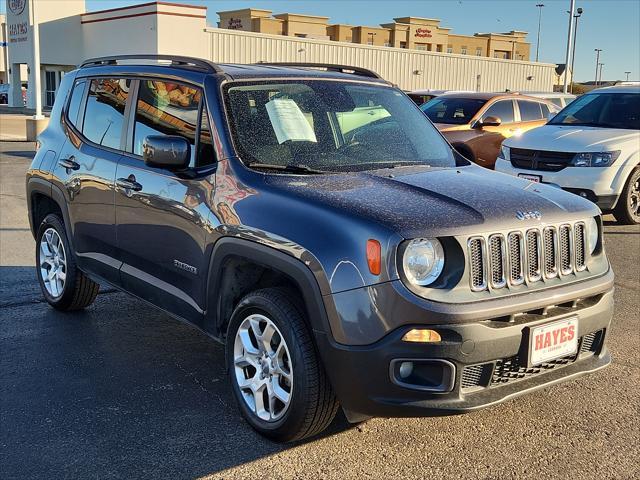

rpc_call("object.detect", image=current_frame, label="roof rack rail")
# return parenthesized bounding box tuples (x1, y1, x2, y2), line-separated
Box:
(79, 55, 225, 74)
(257, 62, 384, 80)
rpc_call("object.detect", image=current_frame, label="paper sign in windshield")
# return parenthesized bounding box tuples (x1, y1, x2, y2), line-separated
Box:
(265, 99, 317, 144)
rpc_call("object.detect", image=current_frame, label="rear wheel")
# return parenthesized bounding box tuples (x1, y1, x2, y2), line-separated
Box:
(36, 214, 100, 310)
(613, 168, 640, 225)
(227, 288, 339, 442)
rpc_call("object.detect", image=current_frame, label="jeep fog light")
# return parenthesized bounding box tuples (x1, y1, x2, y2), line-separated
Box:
(402, 238, 445, 286)
(586, 217, 599, 254)
(402, 329, 442, 343)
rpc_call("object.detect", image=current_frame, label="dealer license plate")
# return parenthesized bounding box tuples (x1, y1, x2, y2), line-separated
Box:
(518, 173, 541, 183)
(529, 317, 578, 366)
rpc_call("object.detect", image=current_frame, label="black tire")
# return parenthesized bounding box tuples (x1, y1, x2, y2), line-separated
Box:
(35, 214, 100, 311)
(226, 287, 339, 442)
(613, 167, 640, 225)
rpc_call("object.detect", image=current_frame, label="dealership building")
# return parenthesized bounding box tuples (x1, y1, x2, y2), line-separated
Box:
(1, 0, 556, 111)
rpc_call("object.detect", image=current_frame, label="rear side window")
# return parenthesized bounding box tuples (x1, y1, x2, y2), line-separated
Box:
(482, 100, 515, 124)
(540, 103, 551, 117)
(132, 80, 204, 166)
(550, 98, 563, 107)
(517, 100, 543, 121)
(82, 78, 130, 149)
(66, 79, 86, 127)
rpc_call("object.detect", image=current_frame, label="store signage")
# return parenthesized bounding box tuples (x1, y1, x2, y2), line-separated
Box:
(7, 0, 26, 15)
(415, 28, 432, 38)
(228, 18, 243, 29)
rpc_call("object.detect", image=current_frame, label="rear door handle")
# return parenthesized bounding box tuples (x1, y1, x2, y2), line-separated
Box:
(116, 176, 143, 192)
(59, 157, 80, 170)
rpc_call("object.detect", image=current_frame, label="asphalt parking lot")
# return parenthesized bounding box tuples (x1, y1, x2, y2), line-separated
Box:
(1, 141, 639, 480)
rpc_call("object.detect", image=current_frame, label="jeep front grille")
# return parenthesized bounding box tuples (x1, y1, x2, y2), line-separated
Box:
(468, 222, 589, 291)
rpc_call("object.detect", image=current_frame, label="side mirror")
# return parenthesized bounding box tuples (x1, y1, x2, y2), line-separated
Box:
(143, 135, 190, 170)
(477, 116, 502, 128)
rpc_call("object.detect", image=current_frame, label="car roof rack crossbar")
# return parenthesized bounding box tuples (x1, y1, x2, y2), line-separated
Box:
(257, 62, 384, 80)
(79, 55, 225, 74)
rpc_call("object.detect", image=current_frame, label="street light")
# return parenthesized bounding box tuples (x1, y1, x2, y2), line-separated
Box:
(624, 71, 631, 81)
(594, 48, 602, 86)
(535, 4, 544, 62)
(598, 63, 604, 85)
(569, 7, 583, 93)
(563, 0, 577, 93)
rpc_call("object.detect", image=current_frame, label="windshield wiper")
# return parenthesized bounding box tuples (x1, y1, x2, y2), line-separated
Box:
(247, 163, 329, 174)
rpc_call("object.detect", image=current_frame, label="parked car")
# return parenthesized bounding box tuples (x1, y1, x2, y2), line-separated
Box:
(407, 89, 474, 106)
(27, 56, 613, 442)
(421, 92, 560, 168)
(519, 92, 577, 109)
(496, 85, 640, 224)
(0, 84, 9, 104)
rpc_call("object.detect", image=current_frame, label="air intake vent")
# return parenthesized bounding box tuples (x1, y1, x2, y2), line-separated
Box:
(574, 222, 586, 271)
(488, 235, 506, 288)
(508, 232, 524, 285)
(559, 225, 573, 275)
(543, 227, 558, 278)
(526, 229, 542, 282)
(468, 237, 486, 291)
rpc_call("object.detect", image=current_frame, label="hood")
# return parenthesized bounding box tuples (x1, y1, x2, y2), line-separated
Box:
(264, 165, 598, 239)
(504, 124, 640, 152)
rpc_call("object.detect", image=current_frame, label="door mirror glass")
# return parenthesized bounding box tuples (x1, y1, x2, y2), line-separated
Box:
(478, 116, 502, 127)
(143, 135, 190, 169)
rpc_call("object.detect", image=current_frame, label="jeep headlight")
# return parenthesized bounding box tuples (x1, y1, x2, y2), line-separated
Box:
(499, 145, 510, 161)
(571, 151, 620, 167)
(586, 217, 599, 254)
(402, 238, 445, 286)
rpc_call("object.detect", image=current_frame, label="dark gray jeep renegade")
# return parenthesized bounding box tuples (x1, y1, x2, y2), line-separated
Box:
(26, 56, 614, 442)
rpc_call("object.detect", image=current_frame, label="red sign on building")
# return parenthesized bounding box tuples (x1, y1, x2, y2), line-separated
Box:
(415, 28, 432, 38)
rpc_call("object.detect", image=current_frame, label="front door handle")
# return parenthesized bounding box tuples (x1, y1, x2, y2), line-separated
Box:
(59, 157, 80, 171)
(116, 176, 143, 192)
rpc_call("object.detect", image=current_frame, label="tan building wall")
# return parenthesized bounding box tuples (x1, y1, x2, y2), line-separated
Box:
(217, 9, 531, 61)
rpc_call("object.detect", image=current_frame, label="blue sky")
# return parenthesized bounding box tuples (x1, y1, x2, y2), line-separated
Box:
(4, 1, 639, 81)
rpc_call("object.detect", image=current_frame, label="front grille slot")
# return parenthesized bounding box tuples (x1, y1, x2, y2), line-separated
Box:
(461, 363, 493, 391)
(468, 237, 487, 291)
(508, 232, 525, 285)
(574, 222, 586, 271)
(543, 227, 558, 278)
(559, 225, 573, 275)
(526, 229, 542, 282)
(488, 234, 506, 288)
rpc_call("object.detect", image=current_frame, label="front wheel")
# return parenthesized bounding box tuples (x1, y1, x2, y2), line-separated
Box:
(226, 288, 339, 442)
(613, 167, 640, 225)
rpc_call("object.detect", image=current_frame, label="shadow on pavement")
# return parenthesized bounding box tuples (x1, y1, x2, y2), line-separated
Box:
(0, 266, 353, 479)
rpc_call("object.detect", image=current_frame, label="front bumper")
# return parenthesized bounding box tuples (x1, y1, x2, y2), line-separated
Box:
(494, 157, 627, 210)
(316, 287, 613, 419)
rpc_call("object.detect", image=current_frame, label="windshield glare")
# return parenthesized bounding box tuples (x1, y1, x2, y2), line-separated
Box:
(549, 92, 640, 129)
(421, 97, 487, 125)
(224, 81, 457, 173)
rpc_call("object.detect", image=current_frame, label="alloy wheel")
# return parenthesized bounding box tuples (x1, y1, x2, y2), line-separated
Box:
(39, 227, 67, 298)
(233, 313, 293, 422)
(629, 175, 640, 222)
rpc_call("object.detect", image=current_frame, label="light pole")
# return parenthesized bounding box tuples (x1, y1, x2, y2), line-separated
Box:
(624, 71, 631, 81)
(569, 7, 583, 93)
(598, 63, 604, 85)
(30, 0, 44, 119)
(563, 0, 577, 93)
(594, 48, 602, 86)
(535, 4, 544, 62)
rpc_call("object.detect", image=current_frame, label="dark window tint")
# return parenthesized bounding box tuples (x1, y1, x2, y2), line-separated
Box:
(421, 97, 487, 125)
(82, 78, 130, 149)
(482, 100, 515, 124)
(197, 105, 214, 167)
(133, 80, 202, 166)
(66, 79, 86, 127)
(518, 100, 543, 121)
(540, 103, 551, 117)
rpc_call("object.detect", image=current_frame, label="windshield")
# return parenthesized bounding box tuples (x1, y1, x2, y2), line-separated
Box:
(420, 97, 487, 125)
(549, 92, 640, 129)
(224, 80, 457, 173)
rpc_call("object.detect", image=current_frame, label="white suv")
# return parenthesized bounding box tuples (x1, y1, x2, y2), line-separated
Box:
(496, 86, 640, 224)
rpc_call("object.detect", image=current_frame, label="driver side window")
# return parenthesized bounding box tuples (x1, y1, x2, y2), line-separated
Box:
(482, 100, 515, 124)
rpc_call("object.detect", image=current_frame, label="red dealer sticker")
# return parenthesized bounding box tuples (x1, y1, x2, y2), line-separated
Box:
(528, 317, 578, 366)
